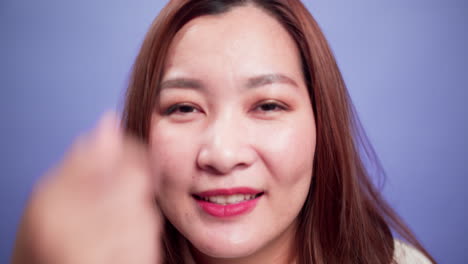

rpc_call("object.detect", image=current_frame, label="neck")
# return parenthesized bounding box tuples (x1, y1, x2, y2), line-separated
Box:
(183, 222, 298, 264)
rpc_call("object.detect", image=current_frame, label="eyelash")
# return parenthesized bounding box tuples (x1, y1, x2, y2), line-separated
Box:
(253, 101, 288, 113)
(163, 100, 288, 116)
(164, 103, 200, 115)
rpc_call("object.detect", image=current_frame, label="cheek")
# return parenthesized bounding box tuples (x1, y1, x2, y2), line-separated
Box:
(149, 121, 197, 194)
(256, 117, 316, 184)
(260, 115, 316, 222)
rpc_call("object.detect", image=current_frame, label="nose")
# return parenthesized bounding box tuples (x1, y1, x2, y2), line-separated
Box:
(196, 114, 257, 175)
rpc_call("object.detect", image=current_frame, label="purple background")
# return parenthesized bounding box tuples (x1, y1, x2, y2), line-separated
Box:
(1, 0, 466, 263)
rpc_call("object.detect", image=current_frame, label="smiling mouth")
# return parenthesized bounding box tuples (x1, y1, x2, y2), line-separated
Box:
(193, 193, 264, 205)
(193, 188, 264, 217)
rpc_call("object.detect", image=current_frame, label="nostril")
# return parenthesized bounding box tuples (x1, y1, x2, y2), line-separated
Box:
(202, 164, 224, 175)
(198, 162, 250, 175)
(196, 144, 257, 175)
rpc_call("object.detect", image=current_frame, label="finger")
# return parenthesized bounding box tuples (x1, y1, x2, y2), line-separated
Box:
(92, 111, 123, 161)
(54, 111, 124, 197)
(114, 135, 156, 200)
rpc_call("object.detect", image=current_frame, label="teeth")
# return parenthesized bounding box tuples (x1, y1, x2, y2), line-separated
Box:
(204, 194, 257, 205)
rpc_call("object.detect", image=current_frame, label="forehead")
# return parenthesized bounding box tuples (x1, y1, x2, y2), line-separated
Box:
(163, 5, 303, 82)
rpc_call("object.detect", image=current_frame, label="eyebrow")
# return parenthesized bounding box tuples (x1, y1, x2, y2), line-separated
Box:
(246, 74, 298, 89)
(159, 73, 298, 91)
(159, 78, 203, 90)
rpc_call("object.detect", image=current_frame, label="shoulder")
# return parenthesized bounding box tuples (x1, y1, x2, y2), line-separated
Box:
(393, 240, 433, 264)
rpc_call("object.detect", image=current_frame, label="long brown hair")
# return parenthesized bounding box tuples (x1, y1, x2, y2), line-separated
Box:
(122, 0, 435, 263)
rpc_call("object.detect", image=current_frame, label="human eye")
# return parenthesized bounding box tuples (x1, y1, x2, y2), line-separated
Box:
(252, 100, 288, 113)
(164, 103, 201, 115)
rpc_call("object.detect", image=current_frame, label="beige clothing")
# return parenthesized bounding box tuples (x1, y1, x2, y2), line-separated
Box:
(181, 239, 433, 263)
(394, 240, 433, 264)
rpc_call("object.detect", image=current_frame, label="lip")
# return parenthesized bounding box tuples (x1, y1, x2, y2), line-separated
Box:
(194, 187, 262, 197)
(193, 187, 263, 218)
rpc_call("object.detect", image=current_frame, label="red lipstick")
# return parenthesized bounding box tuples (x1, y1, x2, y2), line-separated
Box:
(193, 187, 263, 218)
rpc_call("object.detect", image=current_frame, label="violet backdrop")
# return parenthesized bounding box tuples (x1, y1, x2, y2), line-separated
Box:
(1, 0, 466, 263)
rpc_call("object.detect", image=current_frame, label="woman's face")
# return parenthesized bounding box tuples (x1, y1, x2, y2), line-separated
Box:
(150, 5, 316, 260)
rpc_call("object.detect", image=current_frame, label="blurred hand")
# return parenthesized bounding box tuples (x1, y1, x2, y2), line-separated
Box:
(12, 113, 161, 264)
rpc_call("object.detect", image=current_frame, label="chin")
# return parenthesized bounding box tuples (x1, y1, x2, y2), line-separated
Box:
(187, 231, 263, 259)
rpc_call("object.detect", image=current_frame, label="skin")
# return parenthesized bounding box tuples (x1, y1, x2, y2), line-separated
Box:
(150, 5, 316, 264)
(12, 114, 161, 264)
(12, 4, 316, 264)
